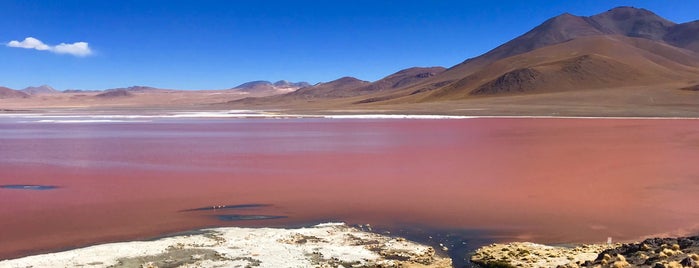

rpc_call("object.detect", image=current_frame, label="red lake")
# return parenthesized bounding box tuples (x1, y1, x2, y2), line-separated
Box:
(2, 117, 699, 259)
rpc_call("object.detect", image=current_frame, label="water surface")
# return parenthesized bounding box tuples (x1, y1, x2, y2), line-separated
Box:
(2, 117, 699, 262)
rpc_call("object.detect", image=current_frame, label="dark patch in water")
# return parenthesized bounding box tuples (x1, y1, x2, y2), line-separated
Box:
(366, 225, 497, 268)
(1, 185, 58, 190)
(215, 214, 288, 221)
(180, 203, 270, 212)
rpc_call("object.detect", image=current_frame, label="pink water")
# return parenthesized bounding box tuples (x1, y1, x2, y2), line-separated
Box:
(1, 118, 699, 258)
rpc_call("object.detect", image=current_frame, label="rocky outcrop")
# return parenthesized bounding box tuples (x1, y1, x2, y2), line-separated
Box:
(471, 242, 612, 268)
(585, 237, 699, 268)
(471, 236, 699, 268)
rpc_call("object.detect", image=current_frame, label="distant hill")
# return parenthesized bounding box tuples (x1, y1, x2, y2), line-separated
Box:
(0, 87, 30, 99)
(231, 80, 310, 96)
(63, 89, 101, 93)
(95, 89, 133, 98)
(231, 67, 445, 105)
(104, 86, 170, 93)
(21, 85, 59, 95)
(287, 77, 371, 99)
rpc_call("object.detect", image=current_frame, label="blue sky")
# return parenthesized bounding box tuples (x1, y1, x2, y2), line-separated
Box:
(2, 0, 698, 90)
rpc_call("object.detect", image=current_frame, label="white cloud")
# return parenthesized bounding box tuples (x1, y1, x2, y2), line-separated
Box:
(7, 37, 50, 51)
(6, 37, 93, 57)
(53, 42, 92, 56)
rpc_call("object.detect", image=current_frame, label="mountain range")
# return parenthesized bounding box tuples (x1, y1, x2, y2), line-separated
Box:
(2, 6, 698, 115)
(231, 6, 699, 111)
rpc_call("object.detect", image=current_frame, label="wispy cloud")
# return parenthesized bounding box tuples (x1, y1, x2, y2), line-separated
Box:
(6, 37, 93, 57)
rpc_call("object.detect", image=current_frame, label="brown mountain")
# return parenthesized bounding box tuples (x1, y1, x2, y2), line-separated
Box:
(286, 77, 370, 99)
(0, 87, 30, 99)
(342, 6, 699, 105)
(381, 7, 696, 97)
(418, 35, 699, 100)
(352, 67, 445, 94)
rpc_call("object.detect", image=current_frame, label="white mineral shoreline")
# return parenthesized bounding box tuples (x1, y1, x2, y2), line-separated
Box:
(2, 110, 699, 122)
(0, 223, 451, 268)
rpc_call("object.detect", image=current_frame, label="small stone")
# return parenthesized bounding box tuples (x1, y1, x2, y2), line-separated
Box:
(612, 260, 629, 268)
(681, 257, 697, 267)
(666, 261, 682, 268)
(652, 262, 665, 268)
(616, 254, 626, 262)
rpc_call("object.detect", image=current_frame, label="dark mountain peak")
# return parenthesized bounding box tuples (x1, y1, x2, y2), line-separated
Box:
(0, 86, 29, 99)
(393, 66, 446, 76)
(590, 6, 674, 39)
(104, 86, 163, 93)
(665, 20, 699, 52)
(478, 12, 602, 61)
(273, 80, 290, 87)
(234, 81, 272, 89)
(551, 12, 577, 20)
(96, 89, 133, 98)
(328, 76, 367, 85)
(272, 80, 311, 88)
(287, 76, 369, 98)
(21, 85, 58, 94)
(445, 6, 690, 80)
(602, 6, 659, 18)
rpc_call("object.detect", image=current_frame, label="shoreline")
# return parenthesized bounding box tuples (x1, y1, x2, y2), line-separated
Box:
(2, 109, 699, 121)
(0, 223, 452, 268)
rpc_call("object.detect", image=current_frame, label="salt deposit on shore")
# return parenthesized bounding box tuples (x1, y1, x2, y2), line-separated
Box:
(0, 223, 451, 268)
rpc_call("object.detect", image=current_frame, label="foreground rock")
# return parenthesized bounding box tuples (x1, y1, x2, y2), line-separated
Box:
(471, 242, 612, 268)
(0, 223, 451, 268)
(471, 236, 699, 268)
